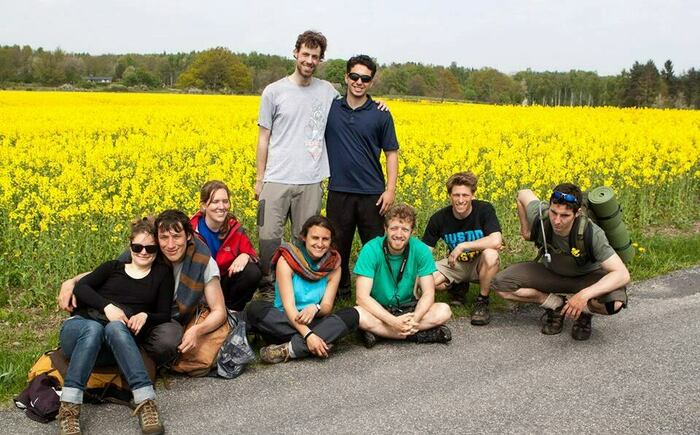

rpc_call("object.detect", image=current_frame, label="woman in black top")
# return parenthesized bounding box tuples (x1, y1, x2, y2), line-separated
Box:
(57, 217, 173, 435)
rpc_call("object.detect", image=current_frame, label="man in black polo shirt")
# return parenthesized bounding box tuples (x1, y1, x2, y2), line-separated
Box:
(325, 54, 399, 299)
(422, 171, 502, 325)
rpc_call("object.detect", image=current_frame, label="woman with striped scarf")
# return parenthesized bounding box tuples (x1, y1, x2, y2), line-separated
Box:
(246, 215, 360, 363)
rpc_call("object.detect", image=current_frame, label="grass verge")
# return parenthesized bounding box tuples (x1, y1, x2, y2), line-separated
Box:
(2, 231, 699, 407)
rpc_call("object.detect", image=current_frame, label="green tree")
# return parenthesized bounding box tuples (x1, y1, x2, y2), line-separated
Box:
(177, 47, 252, 92)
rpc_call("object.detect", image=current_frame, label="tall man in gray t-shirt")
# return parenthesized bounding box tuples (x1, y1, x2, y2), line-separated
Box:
(254, 30, 339, 298)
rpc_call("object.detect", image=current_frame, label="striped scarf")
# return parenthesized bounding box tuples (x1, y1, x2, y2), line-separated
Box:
(270, 240, 340, 282)
(174, 236, 212, 322)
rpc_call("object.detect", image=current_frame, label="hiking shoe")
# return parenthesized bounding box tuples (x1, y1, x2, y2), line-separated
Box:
(541, 303, 565, 335)
(470, 296, 491, 326)
(133, 399, 164, 435)
(572, 313, 593, 341)
(447, 283, 468, 306)
(408, 325, 452, 344)
(260, 343, 291, 364)
(359, 330, 378, 349)
(58, 402, 81, 435)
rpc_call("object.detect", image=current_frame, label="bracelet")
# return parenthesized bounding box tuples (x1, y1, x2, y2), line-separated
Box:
(303, 330, 314, 341)
(315, 303, 321, 312)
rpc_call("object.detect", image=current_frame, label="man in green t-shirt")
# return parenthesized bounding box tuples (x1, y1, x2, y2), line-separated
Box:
(490, 183, 630, 341)
(354, 204, 452, 348)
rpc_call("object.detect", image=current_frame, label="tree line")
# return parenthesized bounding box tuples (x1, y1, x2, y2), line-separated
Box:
(1, 44, 698, 109)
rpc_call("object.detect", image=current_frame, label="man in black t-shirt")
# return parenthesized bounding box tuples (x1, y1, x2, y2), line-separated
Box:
(422, 171, 502, 325)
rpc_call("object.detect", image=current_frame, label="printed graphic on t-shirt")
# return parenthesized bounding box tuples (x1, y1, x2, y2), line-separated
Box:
(443, 230, 484, 262)
(305, 99, 326, 161)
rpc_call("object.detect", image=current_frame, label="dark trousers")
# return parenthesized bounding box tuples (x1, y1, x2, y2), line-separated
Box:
(246, 301, 359, 358)
(326, 191, 385, 290)
(141, 319, 183, 367)
(221, 262, 262, 311)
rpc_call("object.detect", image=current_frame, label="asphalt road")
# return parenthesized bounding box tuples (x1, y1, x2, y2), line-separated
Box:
(3, 267, 699, 434)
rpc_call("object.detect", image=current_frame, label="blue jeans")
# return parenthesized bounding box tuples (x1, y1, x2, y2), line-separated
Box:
(59, 316, 154, 404)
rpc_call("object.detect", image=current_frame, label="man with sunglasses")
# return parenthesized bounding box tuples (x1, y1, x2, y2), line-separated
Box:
(354, 204, 452, 348)
(490, 183, 630, 340)
(325, 54, 399, 300)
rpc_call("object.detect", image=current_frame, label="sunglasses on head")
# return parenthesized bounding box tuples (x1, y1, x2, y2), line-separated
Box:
(130, 243, 158, 254)
(348, 72, 372, 83)
(551, 191, 579, 205)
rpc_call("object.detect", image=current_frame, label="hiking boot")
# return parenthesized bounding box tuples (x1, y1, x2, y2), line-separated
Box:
(470, 296, 491, 326)
(572, 313, 593, 341)
(408, 325, 452, 344)
(541, 303, 565, 335)
(260, 343, 291, 364)
(358, 330, 378, 349)
(447, 282, 468, 306)
(133, 399, 164, 435)
(58, 402, 81, 435)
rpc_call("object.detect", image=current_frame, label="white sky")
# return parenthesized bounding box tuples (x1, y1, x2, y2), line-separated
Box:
(1, 0, 698, 75)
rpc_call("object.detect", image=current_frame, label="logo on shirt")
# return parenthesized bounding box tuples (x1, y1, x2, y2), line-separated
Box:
(305, 99, 326, 161)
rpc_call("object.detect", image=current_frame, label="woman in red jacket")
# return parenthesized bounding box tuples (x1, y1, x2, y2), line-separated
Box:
(191, 180, 262, 311)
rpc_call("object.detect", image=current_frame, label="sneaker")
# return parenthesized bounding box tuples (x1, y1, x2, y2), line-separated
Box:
(470, 296, 491, 326)
(58, 402, 81, 435)
(133, 399, 164, 435)
(447, 282, 468, 306)
(541, 302, 565, 335)
(260, 343, 291, 364)
(358, 330, 378, 349)
(408, 325, 452, 344)
(572, 313, 593, 341)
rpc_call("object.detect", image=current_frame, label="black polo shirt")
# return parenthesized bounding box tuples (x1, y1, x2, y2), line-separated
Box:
(325, 95, 399, 194)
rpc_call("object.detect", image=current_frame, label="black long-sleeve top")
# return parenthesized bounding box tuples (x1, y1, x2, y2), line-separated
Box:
(74, 260, 174, 329)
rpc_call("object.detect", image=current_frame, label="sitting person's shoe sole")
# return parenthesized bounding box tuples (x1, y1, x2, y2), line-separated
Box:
(359, 330, 378, 349)
(408, 325, 452, 344)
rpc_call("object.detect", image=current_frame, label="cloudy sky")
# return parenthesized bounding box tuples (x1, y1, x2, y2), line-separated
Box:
(1, 0, 698, 75)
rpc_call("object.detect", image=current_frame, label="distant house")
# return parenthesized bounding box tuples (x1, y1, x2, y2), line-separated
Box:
(84, 76, 112, 84)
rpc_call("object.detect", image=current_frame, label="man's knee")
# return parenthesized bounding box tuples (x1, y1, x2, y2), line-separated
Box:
(429, 302, 452, 324)
(480, 248, 500, 270)
(104, 320, 131, 340)
(240, 262, 263, 286)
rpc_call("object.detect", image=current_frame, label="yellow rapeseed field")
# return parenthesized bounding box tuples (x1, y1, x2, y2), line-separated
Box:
(1, 91, 699, 303)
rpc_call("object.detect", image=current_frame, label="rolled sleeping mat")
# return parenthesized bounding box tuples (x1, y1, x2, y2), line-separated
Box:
(605, 222, 635, 264)
(587, 186, 620, 224)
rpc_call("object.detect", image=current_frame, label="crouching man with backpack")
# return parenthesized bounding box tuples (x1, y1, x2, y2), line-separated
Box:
(490, 184, 630, 340)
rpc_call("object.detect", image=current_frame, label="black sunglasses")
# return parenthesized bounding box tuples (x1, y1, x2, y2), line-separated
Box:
(551, 191, 579, 205)
(348, 72, 372, 83)
(130, 243, 158, 254)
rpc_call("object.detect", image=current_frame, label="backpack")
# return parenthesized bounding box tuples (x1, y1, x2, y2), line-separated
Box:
(27, 348, 156, 406)
(531, 189, 634, 266)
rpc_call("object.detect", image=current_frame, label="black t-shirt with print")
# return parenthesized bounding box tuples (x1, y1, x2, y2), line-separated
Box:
(422, 201, 501, 261)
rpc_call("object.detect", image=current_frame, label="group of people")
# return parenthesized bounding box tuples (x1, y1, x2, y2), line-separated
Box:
(50, 30, 631, 435)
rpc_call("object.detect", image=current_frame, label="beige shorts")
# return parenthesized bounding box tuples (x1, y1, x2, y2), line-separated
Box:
(435, 255, 483, 285)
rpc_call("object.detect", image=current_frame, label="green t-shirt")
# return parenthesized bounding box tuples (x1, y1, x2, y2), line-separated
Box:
(353, 236, 436, 307)
(526, 200, 616, 276)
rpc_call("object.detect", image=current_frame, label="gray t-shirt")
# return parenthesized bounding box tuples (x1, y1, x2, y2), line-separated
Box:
(258, 77, 339, 184)
(526, 200, 615, 277)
